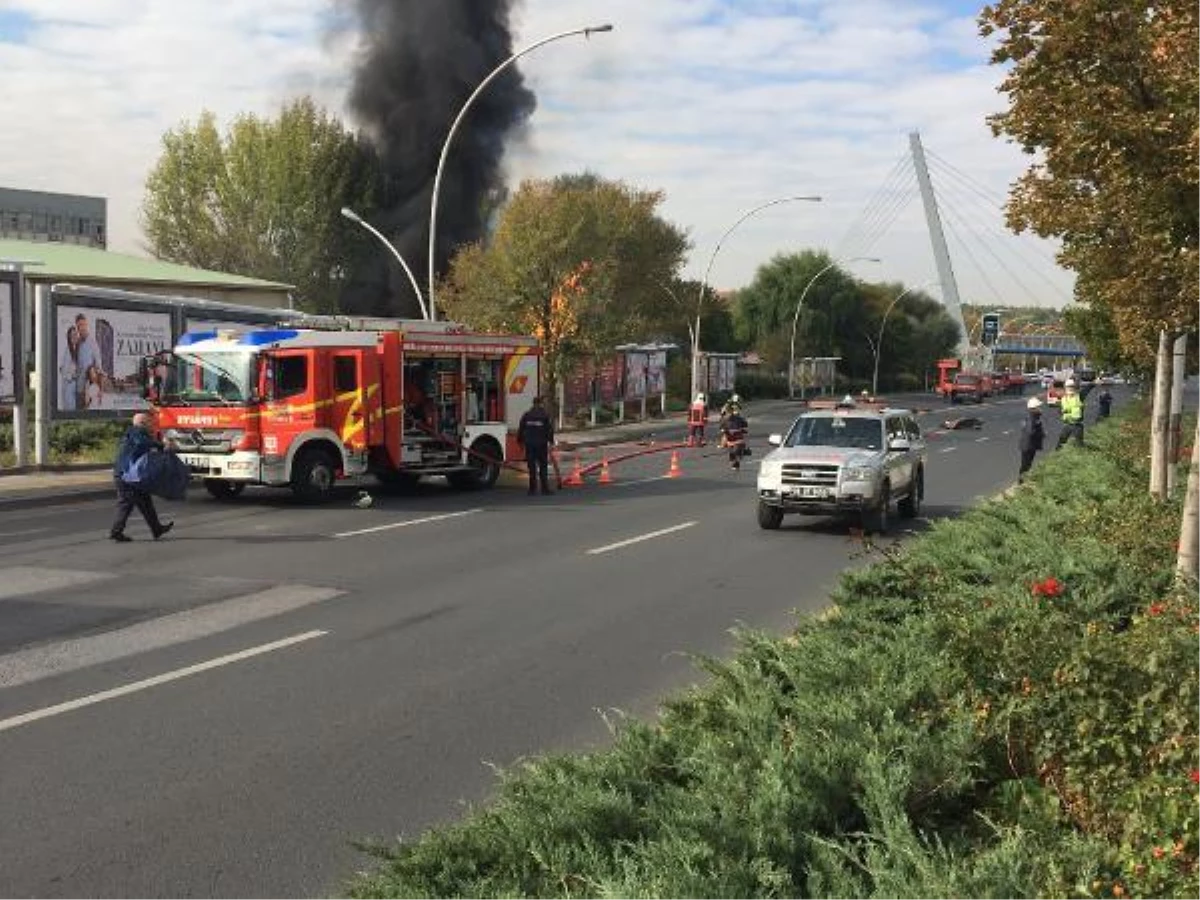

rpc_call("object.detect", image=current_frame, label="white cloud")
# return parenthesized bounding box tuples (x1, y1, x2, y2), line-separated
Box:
(0, 0, 1073, 308)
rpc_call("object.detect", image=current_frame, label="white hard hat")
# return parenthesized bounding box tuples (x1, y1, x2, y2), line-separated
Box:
(731, 394, 741, 403)
(1065, 378, 1077, 388)
(1027, 396, 1043, 409)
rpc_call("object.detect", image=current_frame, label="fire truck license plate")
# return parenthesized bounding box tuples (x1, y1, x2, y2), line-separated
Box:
(180, 455, 210, 472)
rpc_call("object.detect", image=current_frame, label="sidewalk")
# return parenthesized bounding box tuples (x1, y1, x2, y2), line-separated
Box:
(0, 466, 115, 511)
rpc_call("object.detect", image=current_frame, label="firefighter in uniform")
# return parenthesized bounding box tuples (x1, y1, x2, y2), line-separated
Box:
(1055, 378, 1085, 449)
(688, 393, 708, 447)
(517, 396, 555, 495)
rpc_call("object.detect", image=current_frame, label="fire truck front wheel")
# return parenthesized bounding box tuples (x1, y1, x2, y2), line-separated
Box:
(291, 448, 338, 502)
(204, 478, 245, 501)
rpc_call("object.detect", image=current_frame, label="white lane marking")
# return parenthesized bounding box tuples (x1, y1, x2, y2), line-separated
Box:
(333, 508, 483, 539)
(1002, 430, 1011, 435)
(939, 446, 957, 454)
(0, 585, 343, 689)
(0, 528, 49, 538)
(0, 566, 115, 601)
(612, 475, 671, 488)
(0, 630, 326, 734)
(976, 436, 990, 442)
(586, 521, 697, 556)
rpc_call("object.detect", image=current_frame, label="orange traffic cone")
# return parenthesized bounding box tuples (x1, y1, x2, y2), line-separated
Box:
(598, 457, 613, 485)
(666, 451, 682, 478)
(563, 455, 584, 487)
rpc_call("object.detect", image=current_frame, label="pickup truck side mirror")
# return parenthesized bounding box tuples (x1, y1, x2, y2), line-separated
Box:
(888, 437, 911, 452)
(768, 433, 783, 446)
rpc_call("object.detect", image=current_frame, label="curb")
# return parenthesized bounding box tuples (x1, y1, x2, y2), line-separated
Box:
(0, 485, 115, 512)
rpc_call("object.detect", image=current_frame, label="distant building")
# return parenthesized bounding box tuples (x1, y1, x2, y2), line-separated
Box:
(0, 187, 107, 249)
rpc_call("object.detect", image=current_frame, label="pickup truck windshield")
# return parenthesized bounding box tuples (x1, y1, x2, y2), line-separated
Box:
(786, 416, 884, 450)
(160, 350, 256, 405)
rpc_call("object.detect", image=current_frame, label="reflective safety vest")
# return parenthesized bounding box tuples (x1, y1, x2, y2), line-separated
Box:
(688, 402, 707, 426)
(1061, 393, 1083, 423)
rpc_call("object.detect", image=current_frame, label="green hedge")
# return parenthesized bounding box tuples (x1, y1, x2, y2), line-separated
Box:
(348, 407, 1198, 899)
(0, 420, 125, 465)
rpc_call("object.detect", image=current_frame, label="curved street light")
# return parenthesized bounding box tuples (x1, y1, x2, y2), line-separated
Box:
(428, 23, 614, 321)
(787, 256, 880, 398)
(872, 279, 940, 397)
(691, 194, 822, 397)
(341, 207, 427, 319)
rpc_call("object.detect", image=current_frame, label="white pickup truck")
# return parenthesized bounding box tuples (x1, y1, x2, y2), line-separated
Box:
(756, 404, 927, 533)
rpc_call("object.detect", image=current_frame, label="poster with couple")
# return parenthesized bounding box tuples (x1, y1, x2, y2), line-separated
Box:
(0, 274, 18, 405)
(54, 304, 173, 416)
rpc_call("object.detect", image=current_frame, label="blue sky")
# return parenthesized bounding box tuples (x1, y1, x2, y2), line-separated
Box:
(0, 0, 1074, 307)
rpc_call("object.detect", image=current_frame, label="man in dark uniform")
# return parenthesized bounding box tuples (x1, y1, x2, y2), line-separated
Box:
(110, 412, 173, 542)
(517, 396, 555, 496)
(1018, 396, 1046, 483)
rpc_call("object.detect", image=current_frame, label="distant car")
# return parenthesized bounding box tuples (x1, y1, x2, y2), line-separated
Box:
(756, 404, 926, 534)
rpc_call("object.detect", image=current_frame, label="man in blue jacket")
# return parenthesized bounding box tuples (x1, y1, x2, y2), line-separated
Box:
(110, 412, 173, 542)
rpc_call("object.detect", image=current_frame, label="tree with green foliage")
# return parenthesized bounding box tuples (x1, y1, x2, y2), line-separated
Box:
(440, 173, 690, 406)
(982, 0, 1198, 572)
(733, 251, 958, 389)
(980, 0, 1198, 363)
(142, 98, 381, 312)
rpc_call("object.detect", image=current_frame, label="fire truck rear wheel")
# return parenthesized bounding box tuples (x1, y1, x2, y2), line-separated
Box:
(448, 438, 502, 490)
(291, 449, 337, 502)
(204, 478, 245, 501)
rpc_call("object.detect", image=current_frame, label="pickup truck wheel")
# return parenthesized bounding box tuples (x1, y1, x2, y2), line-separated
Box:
(757, 501, 784, 530)
(863, 483, 890, 534)
(204, 478, 245, 501)
(898, 469, 922, 518)
(291, 449, 337, 503)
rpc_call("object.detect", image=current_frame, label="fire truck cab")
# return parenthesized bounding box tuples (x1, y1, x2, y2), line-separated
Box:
(146, 316, 539, 501)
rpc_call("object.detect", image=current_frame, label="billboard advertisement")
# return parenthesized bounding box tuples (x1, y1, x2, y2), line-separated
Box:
(0, 272, 18, 405)
(54, 303, 173, 416)
(646, 350, 667, 395)
(623, 351, 647, 400)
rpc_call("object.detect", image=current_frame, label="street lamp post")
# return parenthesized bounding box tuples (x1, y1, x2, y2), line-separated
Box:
(872, 280, 940, 397)
(428, 23, 614, 322)
(692, 195, 822, 398)
(340, 207, 427, 319)
(787, 256, 879, 399)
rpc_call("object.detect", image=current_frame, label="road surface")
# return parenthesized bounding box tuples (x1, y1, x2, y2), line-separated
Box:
(0, 391, 1128, 897)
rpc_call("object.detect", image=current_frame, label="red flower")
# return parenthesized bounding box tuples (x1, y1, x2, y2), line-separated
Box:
(1148, 603, 1166, 617)
(1190, 769, 1199, 784)
(1152, 846, 1166, 859)
(1031, 577, 1065, 598)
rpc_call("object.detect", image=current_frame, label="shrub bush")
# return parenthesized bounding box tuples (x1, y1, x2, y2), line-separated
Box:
(348, 407, 1198, 899)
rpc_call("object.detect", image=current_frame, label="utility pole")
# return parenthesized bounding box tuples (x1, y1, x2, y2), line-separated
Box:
(910, 131, 969, 358)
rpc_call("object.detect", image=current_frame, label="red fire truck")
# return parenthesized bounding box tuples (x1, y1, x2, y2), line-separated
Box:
(144, 316, 540, 501)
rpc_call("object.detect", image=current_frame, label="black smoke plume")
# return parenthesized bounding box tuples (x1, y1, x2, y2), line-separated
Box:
(337, 0, 536, 318)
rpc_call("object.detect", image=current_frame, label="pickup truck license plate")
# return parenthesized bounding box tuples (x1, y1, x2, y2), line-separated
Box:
(791, 486, 832, 499)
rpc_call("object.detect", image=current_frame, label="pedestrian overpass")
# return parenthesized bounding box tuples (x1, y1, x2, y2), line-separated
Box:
(992, 333, 1087, 367)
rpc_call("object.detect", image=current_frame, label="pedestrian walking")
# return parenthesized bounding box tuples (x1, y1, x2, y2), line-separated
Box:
(687, 392, 708, 447)
(110, 412, 173, 542)
(517, 395, 554, 496)
(1018, 396, 1045, 482)
(1097, 388, 1113, 419)
(1055, 378, 1085, 449)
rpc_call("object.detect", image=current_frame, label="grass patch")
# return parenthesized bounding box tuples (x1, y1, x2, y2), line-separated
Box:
(347, 406, 1198, 899)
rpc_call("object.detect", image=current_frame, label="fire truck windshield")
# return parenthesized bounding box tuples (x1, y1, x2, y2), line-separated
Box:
(161, 350, 257, 406)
